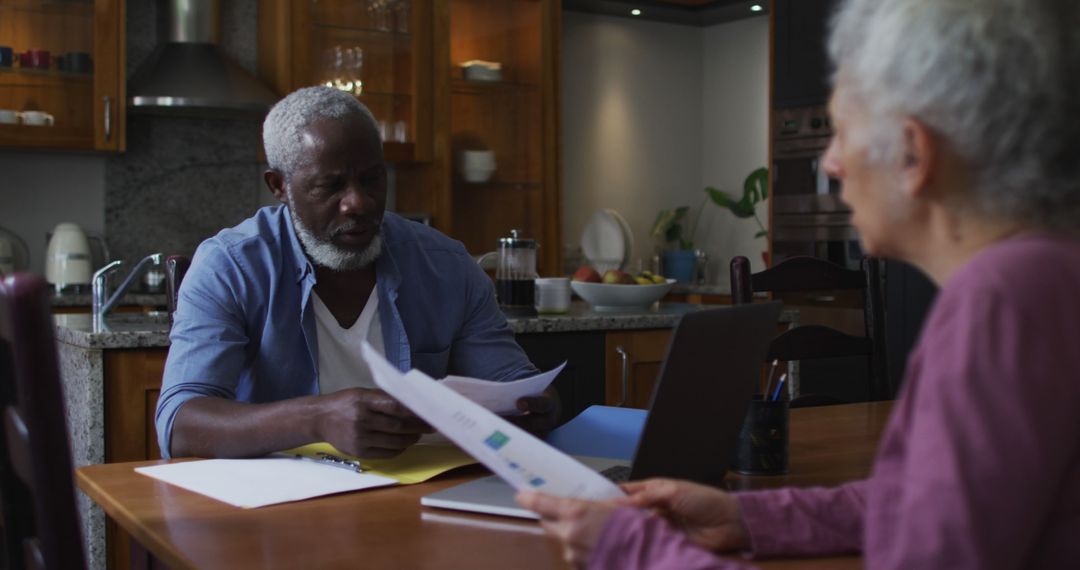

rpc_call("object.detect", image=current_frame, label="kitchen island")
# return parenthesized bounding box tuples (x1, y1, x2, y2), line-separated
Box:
(55, 302, 795, 570)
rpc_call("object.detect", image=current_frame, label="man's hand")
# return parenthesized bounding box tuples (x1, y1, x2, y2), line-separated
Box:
(516, 491, 620, 569)
(505, 386, 561, 437)
(317, 388, 433, 459)
(620, 478, 751, 552)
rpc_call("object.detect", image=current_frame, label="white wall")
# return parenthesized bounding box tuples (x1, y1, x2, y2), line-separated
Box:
(561, 12, 769, 289)
(0, 151, 106, 275)
(562, 12, 703, 273)
(700, 16, 770, 286)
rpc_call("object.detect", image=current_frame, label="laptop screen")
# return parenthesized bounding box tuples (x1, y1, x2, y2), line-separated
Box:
(629, 302, 783, 485)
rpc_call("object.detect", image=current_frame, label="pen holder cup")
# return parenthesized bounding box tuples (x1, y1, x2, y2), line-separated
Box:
(731, 396, 789, 475)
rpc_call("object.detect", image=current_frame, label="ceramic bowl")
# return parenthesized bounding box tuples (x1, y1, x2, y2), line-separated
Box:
(570, 278, 675, 311)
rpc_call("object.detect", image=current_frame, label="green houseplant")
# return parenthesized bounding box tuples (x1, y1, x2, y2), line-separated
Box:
(650, 205, 704, 283)
(705, 167, 770, 239)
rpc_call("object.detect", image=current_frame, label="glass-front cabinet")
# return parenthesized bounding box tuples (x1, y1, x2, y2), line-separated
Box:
(259, 0, 431, 162)
(446, 0, 554, 268)
(0, 0, 124, 151)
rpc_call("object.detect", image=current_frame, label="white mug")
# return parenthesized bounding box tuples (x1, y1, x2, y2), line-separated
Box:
(20, 111, 54, 126)
(535, 277, 571, 314)
(0, 109, 17, 124)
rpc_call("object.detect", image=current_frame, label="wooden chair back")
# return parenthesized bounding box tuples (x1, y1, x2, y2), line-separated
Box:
(730, 255, 888, 402)
(0, 273, 86, 570)
(165, 255, 191, 320)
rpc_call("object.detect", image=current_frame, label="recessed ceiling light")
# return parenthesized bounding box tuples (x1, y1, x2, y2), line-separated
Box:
(631, 8, 641, 16)
(750, 4, 763, 12)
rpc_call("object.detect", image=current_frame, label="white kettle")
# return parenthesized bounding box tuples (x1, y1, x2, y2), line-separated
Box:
(45, 223, 95, 293)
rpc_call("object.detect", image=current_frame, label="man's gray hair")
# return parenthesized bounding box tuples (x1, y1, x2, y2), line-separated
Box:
(829, 0, 1080, 230)
(262, 86, 380, 177)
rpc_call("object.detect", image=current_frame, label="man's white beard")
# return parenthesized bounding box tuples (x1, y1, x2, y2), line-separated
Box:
(289, 206, 383, 271)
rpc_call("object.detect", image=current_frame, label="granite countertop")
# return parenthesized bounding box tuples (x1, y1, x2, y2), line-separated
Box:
(53, 313, 171, 349)
(509, 302, 791, 333)
(51, 292, 168, 308)
(54, 302, 797, 349)
(670, 283, 731, 296)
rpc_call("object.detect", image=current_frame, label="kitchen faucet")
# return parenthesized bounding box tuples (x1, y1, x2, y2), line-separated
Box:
(92, 253, 163, 327)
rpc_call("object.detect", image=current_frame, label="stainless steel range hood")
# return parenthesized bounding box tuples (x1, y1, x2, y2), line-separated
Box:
(128, 0, 278, 116)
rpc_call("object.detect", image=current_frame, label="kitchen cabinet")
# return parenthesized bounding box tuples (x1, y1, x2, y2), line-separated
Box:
(516, 331, 606, 423)
(0, 0, 125, 151)
(258, 0, 561, 274)
(258, 0, 434, 162)
(396, 0, 561, 275)
(772, 0, 835, 109)
(603, 329, 673, 409)
(103, 348, 166, 570)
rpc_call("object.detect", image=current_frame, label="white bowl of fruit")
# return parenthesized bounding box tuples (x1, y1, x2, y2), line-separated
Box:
(569, 266, 675, 311)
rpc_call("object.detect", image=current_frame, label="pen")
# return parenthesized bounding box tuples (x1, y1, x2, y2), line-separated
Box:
(763, 359, 779, 398)
(293, 451, 365, 474)
(771, 373, 787, 401)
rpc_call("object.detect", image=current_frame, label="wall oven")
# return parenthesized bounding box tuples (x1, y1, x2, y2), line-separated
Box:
(771, 105, 863, 270)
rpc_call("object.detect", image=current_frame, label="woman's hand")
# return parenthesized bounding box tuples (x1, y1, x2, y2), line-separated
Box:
(620, 478, 751, 552)
(516, 491, 619, 569)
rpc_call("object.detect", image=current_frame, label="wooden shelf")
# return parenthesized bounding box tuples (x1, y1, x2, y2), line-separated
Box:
(455, 180, 540, 190)
(451, 78, 539, 93)
(0, 123, 95, 149)
(383, 141, 415, 162)
(357, 89, 411, 99)
(0, 67, 93, 87)
(311, 21, 412, 40)
(0, 0, 93, 17)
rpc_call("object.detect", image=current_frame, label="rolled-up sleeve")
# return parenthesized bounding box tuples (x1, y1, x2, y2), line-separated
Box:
(155, 241, 251, 457)
(448, 251, 538, 383)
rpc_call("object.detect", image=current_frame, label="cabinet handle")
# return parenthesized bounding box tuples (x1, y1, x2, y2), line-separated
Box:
(103, 96, 112, 142)
(615, 345, 629, 407)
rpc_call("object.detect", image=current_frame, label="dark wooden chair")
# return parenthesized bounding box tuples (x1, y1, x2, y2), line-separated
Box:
(0, 273, 86, 570)
(730, 255, 888, 405)
(165, 255, 191, 320)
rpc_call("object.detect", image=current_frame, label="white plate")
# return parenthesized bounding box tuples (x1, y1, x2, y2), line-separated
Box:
(580, 210, 626, 272)
(570, 279, 675, 311)
(604, 208, 634, 271)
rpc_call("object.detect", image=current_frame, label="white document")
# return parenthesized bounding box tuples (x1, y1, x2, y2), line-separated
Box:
(363, 342, 624, 501)
(135, 458, 398, 509)
(440, 362, 566, 415)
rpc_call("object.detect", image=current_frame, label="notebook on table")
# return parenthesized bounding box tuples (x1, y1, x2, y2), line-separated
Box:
(421, 302, 783, 519)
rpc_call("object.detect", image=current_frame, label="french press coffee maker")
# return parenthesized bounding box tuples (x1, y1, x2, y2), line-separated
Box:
(493, 229, 539, 316)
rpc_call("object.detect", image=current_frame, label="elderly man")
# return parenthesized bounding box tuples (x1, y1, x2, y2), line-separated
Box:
(156, 86, 555, 460)
(517, 0, 1080, 568)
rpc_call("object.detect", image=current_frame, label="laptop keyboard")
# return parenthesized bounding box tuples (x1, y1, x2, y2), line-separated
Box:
(599, 465, 631, 483)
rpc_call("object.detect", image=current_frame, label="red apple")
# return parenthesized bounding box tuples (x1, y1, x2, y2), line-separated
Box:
(572, 265, 602, 283)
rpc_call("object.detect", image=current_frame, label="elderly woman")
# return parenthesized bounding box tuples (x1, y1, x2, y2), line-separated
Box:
(516, 0, 1080, 568)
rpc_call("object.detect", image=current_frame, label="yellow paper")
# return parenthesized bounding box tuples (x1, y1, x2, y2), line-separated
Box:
(282, 442, 477, 485)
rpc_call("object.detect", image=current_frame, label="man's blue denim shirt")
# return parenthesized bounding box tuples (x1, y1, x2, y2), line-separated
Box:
(156, 206, 537, 457)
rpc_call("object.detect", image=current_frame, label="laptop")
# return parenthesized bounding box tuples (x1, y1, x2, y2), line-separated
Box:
(421, 302, 783, 519)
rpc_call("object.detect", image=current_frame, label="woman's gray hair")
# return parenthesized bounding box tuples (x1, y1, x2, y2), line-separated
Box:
(829, 0, 1080, 230)
(262, 86, 380, 178)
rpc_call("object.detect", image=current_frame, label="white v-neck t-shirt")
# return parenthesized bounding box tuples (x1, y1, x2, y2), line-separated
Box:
(311, 289, 385, 394)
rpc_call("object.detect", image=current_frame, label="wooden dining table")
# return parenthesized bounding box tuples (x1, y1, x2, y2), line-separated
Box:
(77, 400, 894, 570)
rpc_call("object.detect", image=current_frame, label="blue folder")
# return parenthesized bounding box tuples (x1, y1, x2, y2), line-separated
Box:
(544, 405, 647, 461)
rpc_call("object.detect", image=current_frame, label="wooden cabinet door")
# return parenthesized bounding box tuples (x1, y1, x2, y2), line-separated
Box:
(258, 0, 433, 162)
(604, 329, 672, 409)
(0, 0, 124, 150)
(516, 331, 606, 424)
(103, 347, 167, 570)
(438, 0, 561, 275)
(103, 348, 167, 463)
